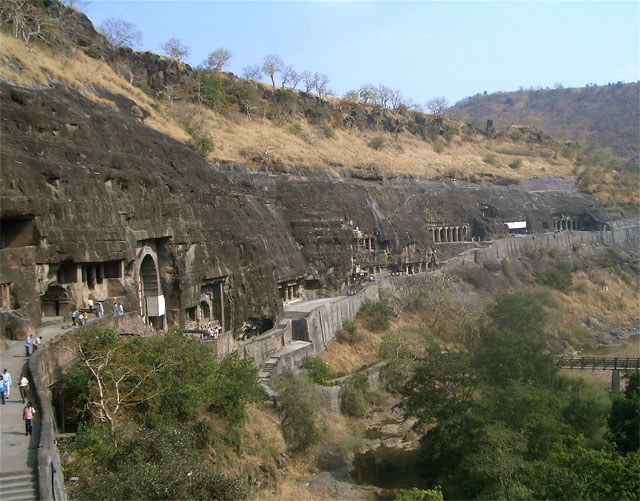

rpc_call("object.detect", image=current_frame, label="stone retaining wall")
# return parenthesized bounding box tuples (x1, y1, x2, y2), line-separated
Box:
(287, 284, 379, 356)
(29, 346, 71, 501)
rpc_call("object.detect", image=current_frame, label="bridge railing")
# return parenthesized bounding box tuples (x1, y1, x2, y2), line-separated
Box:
(557, 356, 639, 371)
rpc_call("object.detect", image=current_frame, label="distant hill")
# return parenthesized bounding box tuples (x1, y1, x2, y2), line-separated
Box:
(450, 83, 640, 161)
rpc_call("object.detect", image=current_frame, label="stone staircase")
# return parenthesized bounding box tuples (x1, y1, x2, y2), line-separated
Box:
(0, 470, 38, 501)
(258, 357, 279, 399)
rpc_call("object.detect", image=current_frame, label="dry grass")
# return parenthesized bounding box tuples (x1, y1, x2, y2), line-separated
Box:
(0, 33, 190, 143)
(320, 322, 386, 374)
(553, 270, 639, 330)
(2, 32, 631, 207)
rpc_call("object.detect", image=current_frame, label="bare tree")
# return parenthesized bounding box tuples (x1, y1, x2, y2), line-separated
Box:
(203, 47, 232, 71)
(343, 90, 359, 102)
(242, 65, 262, 81)
(314, 73, 329, 97)
(426, 97, 449, 116)
(377, 84, 392, 107)
(300, 71, 316, 93)
(389, 89, 404, 109)
(161, 37, 190, 61)
(99, 17, 142, 49)
(281, 65, 300, 89)
(64, 330, 165, 436)
(1, 0, 49, 45)
(262, 54, 284, 87)
(358, 83, 377, 103)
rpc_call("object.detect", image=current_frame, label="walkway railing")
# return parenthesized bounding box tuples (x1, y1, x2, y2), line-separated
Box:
(557, 356, 639, 371)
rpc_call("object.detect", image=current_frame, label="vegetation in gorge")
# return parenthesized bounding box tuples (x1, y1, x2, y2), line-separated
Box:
(60, 328, 272, 501)
(395, 292, 639, 499)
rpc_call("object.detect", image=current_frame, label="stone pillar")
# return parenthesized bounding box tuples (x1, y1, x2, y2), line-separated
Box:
(611, 370, 620, 392)
(435, 228, 440, 243)
(219, 282, 225, 332)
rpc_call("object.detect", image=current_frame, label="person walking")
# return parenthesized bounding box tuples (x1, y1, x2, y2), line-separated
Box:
(87, 297, 94, 313)
(19, 375, 29, 403)
(0, 376, 5, 405)
(32, 336, 41, 352)
(113, 302, 118, 316)
(98, 302, 104, 318)
(23, 402, 36, 435)
(24, 335, 31, 357)
(3, 369, 12, 399)
(118, 303, 124, 316)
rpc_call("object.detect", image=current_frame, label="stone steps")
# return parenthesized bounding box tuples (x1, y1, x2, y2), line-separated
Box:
(0, 470, 38, 501)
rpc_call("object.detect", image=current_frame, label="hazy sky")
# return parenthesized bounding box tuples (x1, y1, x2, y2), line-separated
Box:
(81, 1, 640, 106)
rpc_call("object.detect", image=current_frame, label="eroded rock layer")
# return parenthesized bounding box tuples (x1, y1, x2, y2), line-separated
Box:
(0, 81, 610, 340)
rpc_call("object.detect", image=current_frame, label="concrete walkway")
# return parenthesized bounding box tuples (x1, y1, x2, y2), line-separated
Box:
(0, 318, 69, 500)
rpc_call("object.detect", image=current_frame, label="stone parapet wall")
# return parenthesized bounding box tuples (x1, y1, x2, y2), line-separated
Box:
(29, 345, 71, 501)
(237, 321, 293, 367)
(287, 284, 379, 356)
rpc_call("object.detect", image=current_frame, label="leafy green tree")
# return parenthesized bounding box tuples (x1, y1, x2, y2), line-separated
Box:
(608, 371, 640, 453)
(277, 375, 326, 452)
(401, 346, 478, 426)
(532, 440, 640, 500)
(209, 352, 266, 423)
(379, 326, 432, 391)
(457, 424, 532, 500)
(340, 373, 369, 418)
(358, 300, 390, 332)
(300, 356, 333, 384)
(473, 293, 557, 387)
(536, 261, 573, 292)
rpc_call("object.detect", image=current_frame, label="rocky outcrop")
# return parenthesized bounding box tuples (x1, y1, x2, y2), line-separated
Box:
(0, 80, 614, 341)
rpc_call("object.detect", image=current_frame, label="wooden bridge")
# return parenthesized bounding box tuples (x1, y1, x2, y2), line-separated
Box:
(557, 356, 639, 390)
(557, 356, 639, 371)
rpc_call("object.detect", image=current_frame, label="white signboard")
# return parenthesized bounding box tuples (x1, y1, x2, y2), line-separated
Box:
(146, 295, 165, 317)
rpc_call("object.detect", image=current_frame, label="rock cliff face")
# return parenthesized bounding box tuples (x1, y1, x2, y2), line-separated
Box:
(0, 80, 610, 340)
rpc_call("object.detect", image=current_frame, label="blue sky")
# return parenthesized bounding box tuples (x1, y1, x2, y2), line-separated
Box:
(82, 1, 640, 106)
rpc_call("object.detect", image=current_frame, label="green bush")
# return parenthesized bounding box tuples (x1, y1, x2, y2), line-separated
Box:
(301, 356, 333, 384)
(501, 258, 517, 286)
(340, 374, 369, 418)
(322, 125, 336, 139)
(277, 375, 326, 452)
(287, 122, 302, 135)
(337, 319, 362, 344)
(483, 153, 498, 166)
(536, 262, 573, 292)
(509, 158, 523, 169)
(432, 138, 445, 153)
(192, 134, 215, 155)
(358, 300, 390, 332)
(368, 136, 385, 150)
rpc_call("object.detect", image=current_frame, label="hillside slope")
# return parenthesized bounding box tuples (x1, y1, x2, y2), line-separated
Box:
(450, 83, 640, 162)
(0, 0, 636, 211)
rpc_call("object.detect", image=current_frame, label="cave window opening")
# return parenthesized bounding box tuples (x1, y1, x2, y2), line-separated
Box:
(0, 283, 10, 310)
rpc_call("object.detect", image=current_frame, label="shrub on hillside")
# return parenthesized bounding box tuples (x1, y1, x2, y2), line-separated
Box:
(336, 319, 362, 344)
(301, 356, 333, 384)
(536, 262, 573, 292)
(368, 136, 385, 150)
(509, 158, 523, 169)
(483, 153, 498, 166)
(277, 375, 326, 452)
(358, 300, 390, 332)
(340, 373, 369, 418)
(432, 138, 445, 153)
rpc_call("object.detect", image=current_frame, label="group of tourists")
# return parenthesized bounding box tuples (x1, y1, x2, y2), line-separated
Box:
(201, 324, 221, 339)
(23, 335, 43, 357)
(112, 302, 124, 316)
(0, 369, 35, 435)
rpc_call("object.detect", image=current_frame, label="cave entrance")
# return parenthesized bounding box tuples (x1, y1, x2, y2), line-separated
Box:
(200, 300, 211, 321)
(41, 285, 72, 318)
(139, 254, 164, 328)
